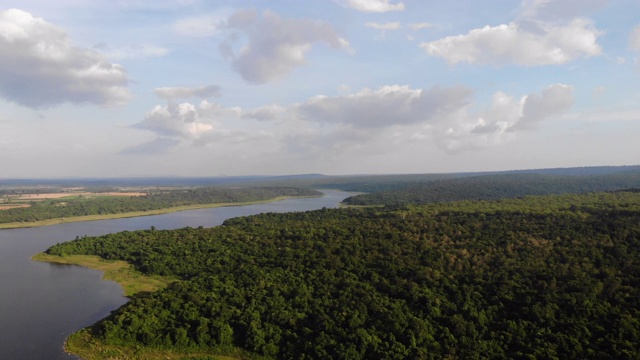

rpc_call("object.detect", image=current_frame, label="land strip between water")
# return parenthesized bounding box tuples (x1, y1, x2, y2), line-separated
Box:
(0, 195, 318, 230)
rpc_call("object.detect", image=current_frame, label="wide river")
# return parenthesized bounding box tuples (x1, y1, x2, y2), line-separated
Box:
(0, 190, 354, 360)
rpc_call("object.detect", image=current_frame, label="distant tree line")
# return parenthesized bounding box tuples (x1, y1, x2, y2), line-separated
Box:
(343, 172, 640, 206)
(0, 187, 320, 224)
(47, 191, 640, 359)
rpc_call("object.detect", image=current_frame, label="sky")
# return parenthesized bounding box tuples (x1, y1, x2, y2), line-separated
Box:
(0, 0, 639, 178)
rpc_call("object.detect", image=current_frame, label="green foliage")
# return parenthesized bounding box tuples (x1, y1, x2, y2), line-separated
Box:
(0, 187, 320, 224)
(343, 172, 640, 206)
(48, 191, 640, 359)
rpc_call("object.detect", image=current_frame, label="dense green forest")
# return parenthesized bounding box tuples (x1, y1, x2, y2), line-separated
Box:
(0, 187, 320, 224)
(343, 172, 640, 206)
(46, 191, 640, 359)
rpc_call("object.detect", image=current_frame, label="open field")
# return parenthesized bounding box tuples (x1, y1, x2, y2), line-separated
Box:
(1, 191, 147, 212)
(11, 191, 146, 200)
(0, 204, 30, 210)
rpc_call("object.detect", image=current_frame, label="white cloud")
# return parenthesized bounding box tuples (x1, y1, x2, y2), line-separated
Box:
(421, 18, 601, 66)
(342, 0, 405, 13)
(438, 84, 574, 152)
(219, 9, 350, 84)
(296, 85, 474, 128)
(0, 8, 130, 108)
(131, 83, 573, 157)
(154, 85, 221, 100)
(630, 25, 640, 51)
(134, 100, 240, 140)
(365, 22, 401, 30)
(130, 98, 279, 153)
(517, 83, 574, 129)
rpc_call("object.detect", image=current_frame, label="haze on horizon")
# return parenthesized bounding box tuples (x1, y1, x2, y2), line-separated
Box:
(0, 0, 638, 178)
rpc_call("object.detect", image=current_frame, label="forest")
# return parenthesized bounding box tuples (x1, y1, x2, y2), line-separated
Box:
(342, 171, 640, 206)
(45, 191, 640, 359)
(0, 187, 320, 224)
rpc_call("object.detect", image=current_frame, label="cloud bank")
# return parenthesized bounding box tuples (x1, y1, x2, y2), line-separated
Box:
(131, 83, 573, 157)
(0, 9, 130, 108)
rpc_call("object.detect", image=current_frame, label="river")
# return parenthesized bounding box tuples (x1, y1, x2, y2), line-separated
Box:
(0, 190, 353, 360)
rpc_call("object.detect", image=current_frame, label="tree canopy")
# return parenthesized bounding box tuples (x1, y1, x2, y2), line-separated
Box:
(46, 191, 640, 359)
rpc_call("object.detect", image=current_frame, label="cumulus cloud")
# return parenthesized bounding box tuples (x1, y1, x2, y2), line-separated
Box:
(134, 100, 240, 140)
(342, 0, 405, 13)
(296, 85, 473, 128)
(421, 18, 601, 66)
(0, 8, 130, 108)
(438, 84, 574, 152)
(154, 85, 221, 100)
(130, 83, 572, 156)
(219, 9, 350, 84)
(365, 22, 401, 30)
(518, 84, 574, 129)
(129, 97, 279, 153)
(630, 25, 640, 51)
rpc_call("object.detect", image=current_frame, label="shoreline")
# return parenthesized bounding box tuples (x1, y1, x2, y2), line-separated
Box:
(1, 195, 321, 230)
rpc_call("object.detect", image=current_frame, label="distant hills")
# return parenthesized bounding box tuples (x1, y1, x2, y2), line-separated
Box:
(1, 165, 638, 192)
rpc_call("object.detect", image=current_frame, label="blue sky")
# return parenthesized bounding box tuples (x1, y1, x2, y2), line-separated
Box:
(0, 0, 638, 177)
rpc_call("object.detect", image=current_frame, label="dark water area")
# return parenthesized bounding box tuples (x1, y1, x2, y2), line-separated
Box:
(0, 190, 353, 360)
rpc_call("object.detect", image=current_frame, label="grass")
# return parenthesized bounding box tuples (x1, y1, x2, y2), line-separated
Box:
(31, 253, 175, 297)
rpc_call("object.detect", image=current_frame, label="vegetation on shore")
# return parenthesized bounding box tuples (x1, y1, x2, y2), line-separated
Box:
(42, 191, 640, 359)
(0, 188, 321, 229)
(65, 329, 246, 360)
(342, 171, 640, 206)
(31, 253, 175, 297)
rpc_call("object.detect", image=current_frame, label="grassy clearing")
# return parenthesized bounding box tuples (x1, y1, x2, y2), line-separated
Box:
(31, 253, 175, 297)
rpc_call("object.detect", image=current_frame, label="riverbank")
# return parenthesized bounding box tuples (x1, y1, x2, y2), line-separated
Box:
(1, 195, 319, 230)
(65, 330, 245, 360)
(33, 254, 250, 360)
(31, 253, 175, 297)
